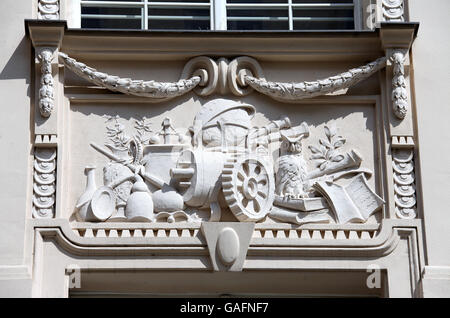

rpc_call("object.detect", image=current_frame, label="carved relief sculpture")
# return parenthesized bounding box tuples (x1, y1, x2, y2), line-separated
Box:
(59, 53, 387, 101)
(391, 51, 408, 119)
(33, 148, 57, 218)
(58, 53, 202, 100)
(74, 98, 384, 225)
(243, 57, 387, 102)
(382, 0, 405, 22)
(392, 136, 417, 219)
(37, 0, 60, 20)
(61, 53, 387, 225)
(38, 49, 54, 117)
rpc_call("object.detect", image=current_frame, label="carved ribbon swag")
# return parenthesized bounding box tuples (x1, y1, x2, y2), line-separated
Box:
(59, 52, 387, 101)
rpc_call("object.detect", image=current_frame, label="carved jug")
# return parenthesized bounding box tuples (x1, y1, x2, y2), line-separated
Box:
(75, 166, 97, 221)
(125, 179, 154, 222)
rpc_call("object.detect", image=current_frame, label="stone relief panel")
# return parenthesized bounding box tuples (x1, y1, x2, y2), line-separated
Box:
(70, 97, 383, 226)
(57, 53, 392, 227)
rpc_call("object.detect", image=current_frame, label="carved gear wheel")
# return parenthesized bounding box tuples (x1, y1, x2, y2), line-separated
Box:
(222, 155, 275, 222)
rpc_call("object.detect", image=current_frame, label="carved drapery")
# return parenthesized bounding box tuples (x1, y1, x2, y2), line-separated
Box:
(38, 0, 60, 20)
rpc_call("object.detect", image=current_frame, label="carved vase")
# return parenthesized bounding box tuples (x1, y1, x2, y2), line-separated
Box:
(75, 166, 97, 221)
(125, 181, 154, 222)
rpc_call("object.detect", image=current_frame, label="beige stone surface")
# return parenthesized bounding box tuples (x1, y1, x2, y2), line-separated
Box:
(0, 0, 449, 298)
(0, 0, 32, 266)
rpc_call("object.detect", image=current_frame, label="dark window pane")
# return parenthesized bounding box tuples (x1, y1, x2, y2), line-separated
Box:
(82, 7, 142, 15)
(148, 6, 210, 30)
(228, 20, 288, 30)
(82, 0, 142, 2)
(292, 0, 353, 3)
(148, 19, 210, 30)
(152, 0, 209, 2)
(81, 18, 142, 29)
(228, 0, 287, 3)
(293, 20, 354, 30)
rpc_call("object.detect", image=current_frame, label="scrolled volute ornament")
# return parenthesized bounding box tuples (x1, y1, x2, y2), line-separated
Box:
(180, 56, 218, 96)
(227, 56, 265, 96)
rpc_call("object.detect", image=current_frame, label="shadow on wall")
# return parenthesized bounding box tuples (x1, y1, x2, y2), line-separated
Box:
(0, 36, 31, 84)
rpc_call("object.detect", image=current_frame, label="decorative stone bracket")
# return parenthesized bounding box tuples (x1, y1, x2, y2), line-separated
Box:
(201, 222, 254, 272)
(37, 48, 56, 118)
(390, 50, 408, 119)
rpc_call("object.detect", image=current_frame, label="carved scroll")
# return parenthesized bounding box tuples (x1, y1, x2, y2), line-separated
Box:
(38, 49, 55, 118)
(59, 53, 202, 99)
(38, 0, 60, 20)
(382, 0, 405, 22)
(33, 147, 57, 218)
(243, 57, 387, 102)
(391, 51, 408, 119)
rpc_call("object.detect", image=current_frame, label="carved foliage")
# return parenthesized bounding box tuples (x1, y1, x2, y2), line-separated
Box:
(38, 0, 60, 20)
(38, 49, 55, 117)
(391, 51, 408, 119)
(382, 0, 405, 22)
(244, 57, 387, 102)
(60, 52, 387, 102)
(393, 148, 416, 219)
(58, 53, 201, 99)
(33, 147, 57, 218)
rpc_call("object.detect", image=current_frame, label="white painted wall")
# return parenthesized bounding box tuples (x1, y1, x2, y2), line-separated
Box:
(409, 0, 450, 266)
(0, 0, 33, 297)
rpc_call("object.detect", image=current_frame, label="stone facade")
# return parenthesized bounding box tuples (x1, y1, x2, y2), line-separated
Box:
(0, 0, 449, 297)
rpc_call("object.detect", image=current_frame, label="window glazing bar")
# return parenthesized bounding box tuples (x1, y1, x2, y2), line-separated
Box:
(80, 1, 144, 7)
(213, 0, 227, 30)
(148, 15, 210, 20)
(227, 16, 289, 21)
(148, 2, 210, 7)
(81, 14, 142, 19)
(292, 17, 354, 21)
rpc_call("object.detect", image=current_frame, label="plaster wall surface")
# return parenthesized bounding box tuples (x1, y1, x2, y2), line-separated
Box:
(0, 0, 32, 265)
(408, 0, 450, 297)
(0, 0, 33, 298)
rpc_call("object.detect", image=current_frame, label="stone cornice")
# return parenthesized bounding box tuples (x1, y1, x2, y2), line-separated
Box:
(25, 20, 419, 63)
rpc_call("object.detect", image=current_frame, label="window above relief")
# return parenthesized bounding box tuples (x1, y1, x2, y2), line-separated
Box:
(79, 0, 364, 31)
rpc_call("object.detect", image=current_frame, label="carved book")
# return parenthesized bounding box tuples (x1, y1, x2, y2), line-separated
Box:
(313, 174, 385, 224)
